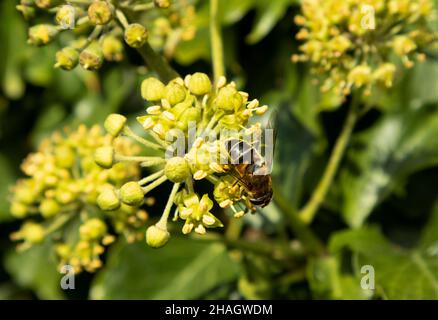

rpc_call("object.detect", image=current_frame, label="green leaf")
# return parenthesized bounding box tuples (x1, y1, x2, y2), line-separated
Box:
(246, 0, 293, 44)
(307, 256, 371, 300)
(4, 242, 64, 300)
(0, 154, 17, 222)
(0, 1, 27, 99)
(219, 0, 255, 25)
(329, 204, 438, 299)
(273, 106, 316, 208)
(341, 106, 438, 227)
(90, 237, 241, 299)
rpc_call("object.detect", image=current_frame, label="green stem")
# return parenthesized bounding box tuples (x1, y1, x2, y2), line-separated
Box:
(157, 183, 181, 229)
(273, 189, 324, 255)
(298, 99, 359, 225)
(210, 0, 225, 82)
(142, 175, 168, 195)
(123, 126, 164, 150)
(138, 169, 165, 185)
(116, 8, 179, 82)
(136, 43, 180, 82)
(115, 155, 164, 162)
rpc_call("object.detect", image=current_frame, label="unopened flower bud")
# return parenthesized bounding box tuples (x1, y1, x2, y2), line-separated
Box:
(154, 0, 171, 8)
(97, 188, 121, 211)
(94, 146, 115, 169)
(165, 157, 190, 183)
(120, 182, 144, 206)
(55, 47, 79, 71)
(10, 202, 28, 219)
(102, 36, 124, 62)
(28, 24, 58, 46)
(39, 199, 60, 218)
(124, 23, 148, 48)
(165, 83, 186, 105)
(16, 5, 36, 20)
(146, 224, 170, 248)
(88, 1, 113, 25)
(104, 113, 127, 136)
(80, 42, 104, 70)
(35, 0, 60, 9)
(188, 72, 212, 95)
(141, 77, 165, 101)
(215, 86, 243, 112)
(24, 223, 45, 243)
(55, 145, 76, 168)
(79, 218, 107, 241)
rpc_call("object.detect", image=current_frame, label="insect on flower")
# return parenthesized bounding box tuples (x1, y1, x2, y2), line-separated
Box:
(221, 116, 276, 211)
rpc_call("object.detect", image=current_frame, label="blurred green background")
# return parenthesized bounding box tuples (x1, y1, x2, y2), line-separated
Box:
(1, 0, 438, 300)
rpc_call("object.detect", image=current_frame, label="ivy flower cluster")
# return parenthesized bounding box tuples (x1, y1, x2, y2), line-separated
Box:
(137, 0, 197, 58)
(95, 72, 269, 248)
(17, 0, 196, 71)
(292, 0, 437, 97)
(10, 125, 148, 273)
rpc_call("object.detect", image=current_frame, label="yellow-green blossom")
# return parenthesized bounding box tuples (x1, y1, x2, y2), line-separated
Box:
(293, 0, 437, 97)
(97, 73, 270, 247)
(10, 125, 146, 273)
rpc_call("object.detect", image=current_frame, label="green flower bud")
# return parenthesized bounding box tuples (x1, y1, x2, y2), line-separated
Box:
(54, 145, 76, 168)
(102, 36, 124, 62)
(188, 72, 212, 95)
(23, 222, 45, 244)
(10, 202, 28, 219)
(120, 181, 144, 206)
(154, 0, 171, 8)
(55, 188, 77, 204)
(15, 187, 36, 205)
(165, 82, 186, 105)
(28, 24, 58, 46)
(97, 188, 121, 211)
(141, 77, 165, 101)
(16, 5, 36, 20)
(94, 146, 115, 169)
(88, 1, 113, 25)
(79, 218, 107, 241)
(104, 113, 127, 137)
(39, 199, 60, 218)
(164, 157, 190, 183)
(146, 224, 170, 248)
(124, 23, 148, 48)
(215, 86, 243, 112)
(35, 0, 60, 9)
(55, 47, 79, 71)
(176, 107, 201, 131)
(79, 42, 104, 70)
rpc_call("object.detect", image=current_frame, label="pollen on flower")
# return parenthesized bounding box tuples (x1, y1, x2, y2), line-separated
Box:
(98, 73, 271, 247)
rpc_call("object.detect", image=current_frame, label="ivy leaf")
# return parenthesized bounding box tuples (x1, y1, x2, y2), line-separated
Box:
(341, 106, 438, 227)
(0, 154, 17, 222)
(219, 0, 255, 25)
(329, 204, 438, 299)
(307, 256, 372, 300)
(90, 237, 241, 299)
(4, 242, 64, 300)
(0, 0, 27, 99)
(246, 0, 293, 44)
